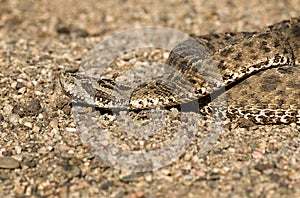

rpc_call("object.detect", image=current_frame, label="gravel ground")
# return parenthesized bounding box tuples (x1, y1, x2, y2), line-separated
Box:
(0, 0, 300, 197)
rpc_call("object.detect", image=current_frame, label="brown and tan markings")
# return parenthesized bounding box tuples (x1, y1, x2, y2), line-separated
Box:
(60, 17, 300, 124)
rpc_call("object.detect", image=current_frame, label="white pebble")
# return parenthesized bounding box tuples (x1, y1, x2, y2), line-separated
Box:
(15, 145, 22, 154)
(66, 127, 77, 132)
(24, 122, 33, 128)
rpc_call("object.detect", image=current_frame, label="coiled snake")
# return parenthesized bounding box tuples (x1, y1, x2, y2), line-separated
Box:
(60, 17, 300, 124)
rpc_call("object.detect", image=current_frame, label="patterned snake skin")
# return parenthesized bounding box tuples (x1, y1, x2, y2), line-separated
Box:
(60, 17, 300, 124)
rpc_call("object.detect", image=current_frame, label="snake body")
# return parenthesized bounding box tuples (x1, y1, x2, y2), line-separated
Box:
(60, 17, 300, 124)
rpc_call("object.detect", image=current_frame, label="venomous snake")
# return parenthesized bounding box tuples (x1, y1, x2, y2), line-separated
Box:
(60, 17, 300, 125)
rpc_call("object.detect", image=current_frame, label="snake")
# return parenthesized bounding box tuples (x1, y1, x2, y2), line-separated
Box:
(59, 17, 300, 125)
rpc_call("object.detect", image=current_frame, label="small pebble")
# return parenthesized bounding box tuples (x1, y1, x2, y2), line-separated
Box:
(24, 121, 33, 128)
(15, 146, 22, 154)
(0, 156, 20, 169)
(66, 127, 77, 132)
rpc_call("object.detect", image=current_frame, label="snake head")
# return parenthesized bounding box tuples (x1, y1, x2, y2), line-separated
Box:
(59, 72, 98, 106)
(59, 72, 131, 109)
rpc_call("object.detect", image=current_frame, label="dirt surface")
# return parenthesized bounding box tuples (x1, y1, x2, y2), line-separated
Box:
(0, 0, 300, 197)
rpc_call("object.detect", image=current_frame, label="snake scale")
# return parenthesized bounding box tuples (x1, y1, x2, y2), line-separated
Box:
(60, 17, 300, 124)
